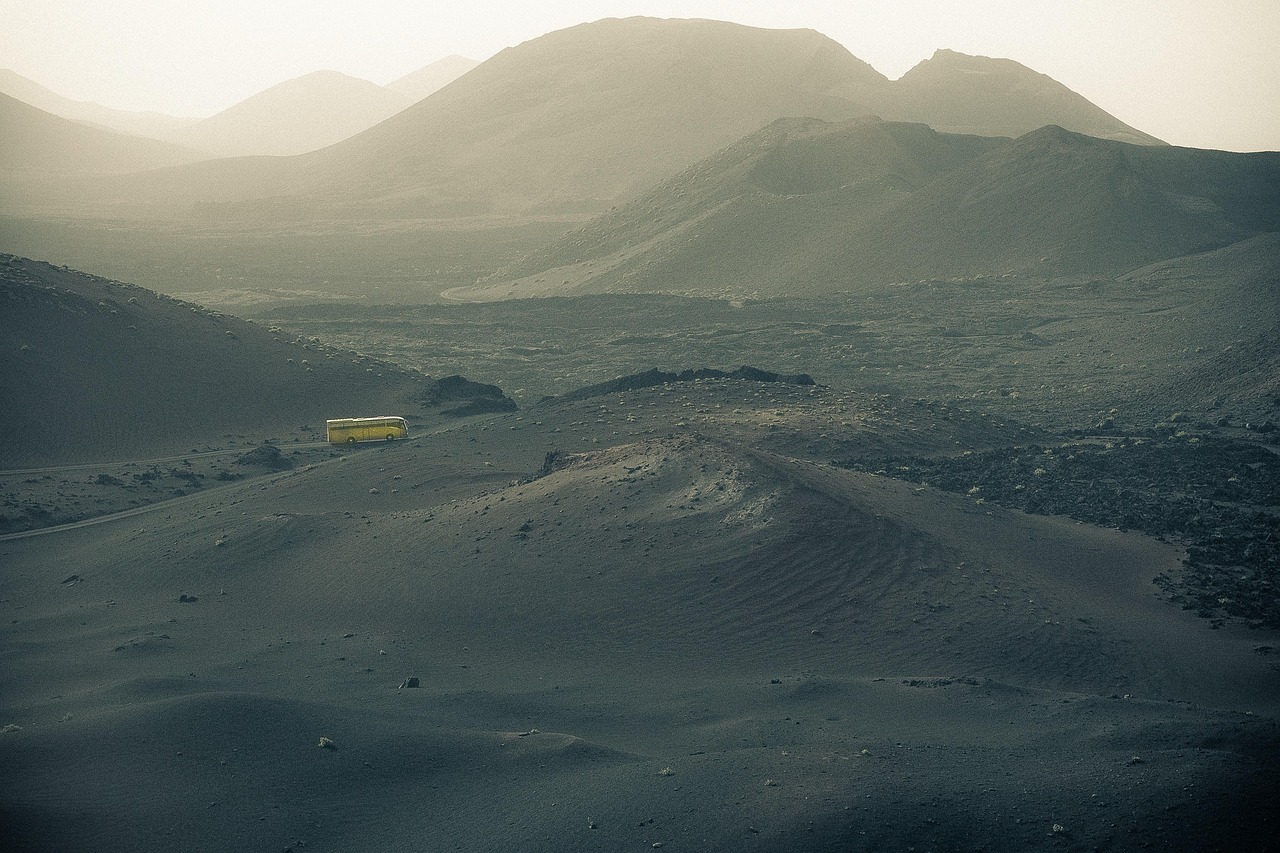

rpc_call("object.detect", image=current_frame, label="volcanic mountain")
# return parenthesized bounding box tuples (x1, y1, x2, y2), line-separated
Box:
(876, 49, 1163, 145)
(461, 119, 1280, 300)
(0, 68, 198, 142)
(23, 17, 1164, 221)
(169, 71, 415, 157)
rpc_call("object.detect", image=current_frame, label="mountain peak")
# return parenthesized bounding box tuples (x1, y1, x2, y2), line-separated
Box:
(171, 70, 412, 157)
(886, 49, 1163, 145)
(924, 48, 1024, 66)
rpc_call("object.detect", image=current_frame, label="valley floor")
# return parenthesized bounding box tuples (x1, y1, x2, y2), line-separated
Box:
(3, 381, 1277, 852)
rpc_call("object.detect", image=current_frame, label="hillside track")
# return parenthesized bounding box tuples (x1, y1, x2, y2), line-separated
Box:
(0, 442, 334, 478)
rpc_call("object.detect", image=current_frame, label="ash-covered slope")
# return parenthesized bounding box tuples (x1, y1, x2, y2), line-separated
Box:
(0, 255, 511, 466)
(470, 121, 1279, 299)
(384, 55, 480, 102)
(462, 117, 999, 299)
(2, 400, 1274, 852)
(0, 92, 207, 176)
(809, 124, 1280, 285)
(0, 69, 198, 142)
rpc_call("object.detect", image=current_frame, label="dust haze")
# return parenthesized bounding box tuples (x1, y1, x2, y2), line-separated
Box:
(1, 15, 1278, 853)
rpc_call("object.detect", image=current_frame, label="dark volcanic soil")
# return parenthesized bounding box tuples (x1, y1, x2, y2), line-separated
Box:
(839, 433, 1280, 630)
(3, 377, 1278, 853)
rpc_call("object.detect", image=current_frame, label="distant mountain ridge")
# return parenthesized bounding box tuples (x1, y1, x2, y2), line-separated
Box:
(457, 119, 1279, 300)
(295, 17, 890, 215)
(169, 71, 415, 157)
(0, 68, 199, 141)
(6, 17, 1167, 220)
(1, 56, 479, 158)
(0, 92, 208, 175)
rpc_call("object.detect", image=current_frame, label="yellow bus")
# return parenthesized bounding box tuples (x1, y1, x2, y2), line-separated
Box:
(326, 416, 409, 444)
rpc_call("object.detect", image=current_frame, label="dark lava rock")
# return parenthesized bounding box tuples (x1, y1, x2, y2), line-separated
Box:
(543, 365, 817, 404)
(422, 375, 518, 417)
(839, 434, 1280, 628)
(234, 444, 293, 470)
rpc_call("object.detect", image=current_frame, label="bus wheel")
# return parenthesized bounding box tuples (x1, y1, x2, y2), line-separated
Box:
(346, 436, 357, 444)
(386, 434, 396, 441)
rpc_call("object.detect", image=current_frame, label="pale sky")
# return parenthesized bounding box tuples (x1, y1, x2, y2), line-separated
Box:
(2, 0, 1278, 151)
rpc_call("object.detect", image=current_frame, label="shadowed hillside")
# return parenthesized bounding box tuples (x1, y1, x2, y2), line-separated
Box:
(0, 255, 513, 466)
(465, 121, 1280, 299)
(809, 125, 1280, 285)
(464, 117, 1000, 299)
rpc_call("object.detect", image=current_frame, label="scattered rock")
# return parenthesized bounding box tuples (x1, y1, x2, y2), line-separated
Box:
(544, 365, 816, 405)
(398, 677, 420, 689)
(422, 375, 518, 417)
(233, 444, 293, 470)
(178, 594, 198, 603)
(318, 736, 336, 750)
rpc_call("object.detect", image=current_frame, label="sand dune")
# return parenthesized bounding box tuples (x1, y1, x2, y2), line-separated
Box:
(3, 388, 1276, 850)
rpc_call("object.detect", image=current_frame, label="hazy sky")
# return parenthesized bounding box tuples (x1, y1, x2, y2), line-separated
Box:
(2, 0, 1278, 151)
